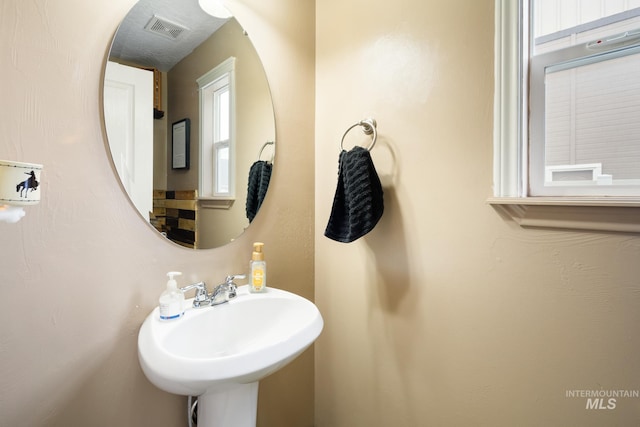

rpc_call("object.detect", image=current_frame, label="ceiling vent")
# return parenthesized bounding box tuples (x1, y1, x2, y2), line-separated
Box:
(144, 15, 188, 41)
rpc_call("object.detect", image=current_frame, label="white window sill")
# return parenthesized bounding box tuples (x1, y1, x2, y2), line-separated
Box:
(487, 197, 640, 233)
(199, 198, 235, 209)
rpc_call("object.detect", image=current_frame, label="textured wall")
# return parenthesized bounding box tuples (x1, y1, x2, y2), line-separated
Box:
(315, 0, 640, 425)
(0, 0, 315, 426)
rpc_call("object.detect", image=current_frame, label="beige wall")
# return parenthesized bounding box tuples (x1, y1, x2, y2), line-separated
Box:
(315, 1, 640, 426)
(0, 0, 314, 426)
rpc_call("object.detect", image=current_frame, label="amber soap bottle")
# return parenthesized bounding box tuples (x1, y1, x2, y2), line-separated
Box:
(249, 242, 267, 293)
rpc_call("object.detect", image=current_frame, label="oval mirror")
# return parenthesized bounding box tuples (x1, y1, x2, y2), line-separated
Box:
(103, 0, 276, 249)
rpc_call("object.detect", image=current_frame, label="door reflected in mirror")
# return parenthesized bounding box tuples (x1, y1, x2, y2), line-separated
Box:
(104, 0, 275, 249)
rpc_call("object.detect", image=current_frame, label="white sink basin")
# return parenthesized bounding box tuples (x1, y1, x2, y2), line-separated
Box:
(138, 285, 323, 426)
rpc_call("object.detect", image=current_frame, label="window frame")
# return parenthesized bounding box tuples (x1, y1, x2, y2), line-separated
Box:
(490, 0, 640, 233)
(197, 57, 236, 207)
(493, 0, 528, 199)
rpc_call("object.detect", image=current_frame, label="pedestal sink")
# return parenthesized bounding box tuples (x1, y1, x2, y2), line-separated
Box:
(138, 285, 323, 427)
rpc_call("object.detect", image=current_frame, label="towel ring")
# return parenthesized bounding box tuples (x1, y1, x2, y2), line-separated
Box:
(258, 141, 275, 161)
(340, 118, 377, 151)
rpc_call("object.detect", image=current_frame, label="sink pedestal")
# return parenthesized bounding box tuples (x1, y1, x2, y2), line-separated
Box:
(198, 382, 259, 427)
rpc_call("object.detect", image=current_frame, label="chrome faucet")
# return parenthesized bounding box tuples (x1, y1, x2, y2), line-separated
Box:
(180, 275, 246, 308)
(210, 274, 246, 306)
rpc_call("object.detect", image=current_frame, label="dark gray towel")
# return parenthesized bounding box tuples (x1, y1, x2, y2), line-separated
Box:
(246, 160, 272, 222)
(325, 146, 384, 243)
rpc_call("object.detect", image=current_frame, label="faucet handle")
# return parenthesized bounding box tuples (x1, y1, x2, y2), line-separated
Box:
(180, 281, 209, 308)
(224, 274, 246, 299)
(225, 274, 246, 284)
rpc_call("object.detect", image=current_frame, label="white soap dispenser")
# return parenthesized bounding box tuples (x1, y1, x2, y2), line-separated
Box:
(159, 271, 185, 320)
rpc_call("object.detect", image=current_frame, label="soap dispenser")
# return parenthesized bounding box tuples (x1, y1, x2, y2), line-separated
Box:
(159, 271, 185, 320)
(249, 242, 267, 293)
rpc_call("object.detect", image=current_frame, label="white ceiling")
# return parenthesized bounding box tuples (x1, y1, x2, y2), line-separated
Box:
(108, 0, 229, 72)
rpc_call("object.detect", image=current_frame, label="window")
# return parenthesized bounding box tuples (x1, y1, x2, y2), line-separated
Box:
(197, 57, 236, 203)
(492, 1, 640, 232)
(213, 82, 230, 195)
(494, 1, 640, 198)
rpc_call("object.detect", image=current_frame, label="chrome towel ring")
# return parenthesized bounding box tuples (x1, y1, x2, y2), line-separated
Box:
(257, 141, 275, 162)
(340, 118, 377, 151)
